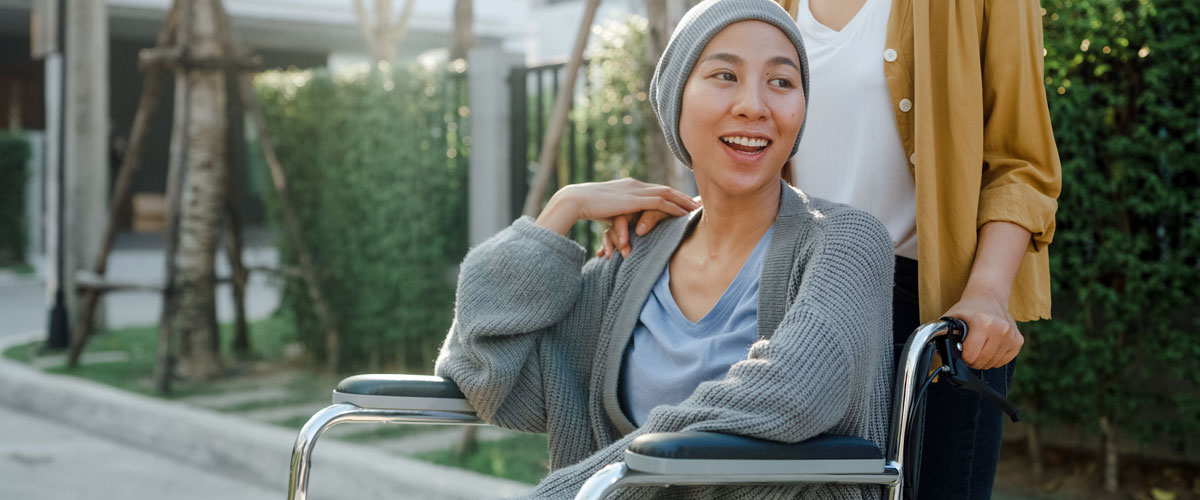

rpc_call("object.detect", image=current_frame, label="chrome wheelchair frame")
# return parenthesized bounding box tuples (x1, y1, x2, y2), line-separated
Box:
(288, 319, 1014, 500)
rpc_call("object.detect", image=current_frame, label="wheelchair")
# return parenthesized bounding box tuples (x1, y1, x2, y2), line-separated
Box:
(287, 318, 1019, 500)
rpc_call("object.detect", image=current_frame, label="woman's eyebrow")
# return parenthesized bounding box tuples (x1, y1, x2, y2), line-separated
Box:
(700, 53, 799, 71)
(701, 52, 742, 65)
(769, 56, 799, 70)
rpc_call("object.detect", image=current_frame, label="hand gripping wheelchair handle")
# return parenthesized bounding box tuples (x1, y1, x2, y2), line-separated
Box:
(935, 317, 1021, 423)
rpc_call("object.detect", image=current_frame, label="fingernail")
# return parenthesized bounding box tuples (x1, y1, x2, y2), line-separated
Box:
(637, 223, 646, 234)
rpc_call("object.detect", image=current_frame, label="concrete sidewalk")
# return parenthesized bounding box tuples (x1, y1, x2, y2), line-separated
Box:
(0, 336, 531, 500)
(0, 404, 277, 500)
(0, 231, 532, 499)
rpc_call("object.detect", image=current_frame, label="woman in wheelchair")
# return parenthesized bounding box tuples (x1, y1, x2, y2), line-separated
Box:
(435, 0, 893, 497)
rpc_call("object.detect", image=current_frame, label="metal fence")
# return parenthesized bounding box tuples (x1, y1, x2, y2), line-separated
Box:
(508, 60, 598, 249)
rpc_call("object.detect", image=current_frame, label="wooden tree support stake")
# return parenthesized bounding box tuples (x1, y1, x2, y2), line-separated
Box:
(214, 0, 343, 372)
(522, 0, 602, 217)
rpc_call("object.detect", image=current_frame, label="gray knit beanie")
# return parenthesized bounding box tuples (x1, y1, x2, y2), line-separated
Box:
(649, 0, 809, 168)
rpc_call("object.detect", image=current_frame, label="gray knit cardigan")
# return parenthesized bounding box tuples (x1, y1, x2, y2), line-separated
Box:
(435, 181, 894, 499)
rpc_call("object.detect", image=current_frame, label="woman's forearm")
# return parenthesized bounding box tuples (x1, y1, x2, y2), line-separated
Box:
(535, 190, 579, 236)
(962, 221, 1031, 304)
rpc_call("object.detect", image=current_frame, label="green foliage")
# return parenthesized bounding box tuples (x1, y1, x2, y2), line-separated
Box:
(252, 64, 469, 373)
(577, 15, 653, 182)
(3, 316, 296, 398)
(0, 133, 31, 266)
(1014, 0, 1200, 455)
(419, 432, 549, 484)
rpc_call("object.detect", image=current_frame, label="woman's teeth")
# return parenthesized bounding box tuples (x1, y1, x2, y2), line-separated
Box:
(721, 136, 770, 152)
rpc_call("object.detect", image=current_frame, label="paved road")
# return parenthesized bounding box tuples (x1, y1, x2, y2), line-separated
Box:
(0, 404, 277, 500)
(0, 280, 45, 339)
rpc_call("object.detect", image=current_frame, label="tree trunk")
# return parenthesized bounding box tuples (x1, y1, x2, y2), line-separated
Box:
(1025, 422, 1043, 481)
(157, 0, 192, 394)
(642, 0, 677, 189)
(352, 0, 381, 63)
(352, 0, 415, 65)
(174, 0, 227, 382)
(8, 80, 20, 130)
(449, 0, 474, 62)
(390, 0, 416, 58)
(373, 0, 396, 64)
(455, 426, 478, 456)
(1099, 415, 1119, 493)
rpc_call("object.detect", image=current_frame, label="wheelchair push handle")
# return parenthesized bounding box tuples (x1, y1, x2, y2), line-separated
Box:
(935, 317, 1021, 423)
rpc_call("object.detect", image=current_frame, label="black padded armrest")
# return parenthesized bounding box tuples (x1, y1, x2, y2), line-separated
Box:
(624, 432, 884, 475)
(332, 374, 474, 412)
(336, 374, 466, 398)
(630, 432, 881, 461)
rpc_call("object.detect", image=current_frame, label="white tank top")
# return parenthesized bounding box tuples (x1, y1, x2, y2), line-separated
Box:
(792, 0, 918, 259)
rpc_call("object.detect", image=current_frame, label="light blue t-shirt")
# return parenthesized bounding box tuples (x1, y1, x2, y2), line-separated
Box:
(619, 224, 775, 427)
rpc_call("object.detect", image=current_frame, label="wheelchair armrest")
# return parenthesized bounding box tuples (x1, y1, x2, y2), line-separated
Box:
(332, 374, 475, 413)
(623, 432, 884, 475)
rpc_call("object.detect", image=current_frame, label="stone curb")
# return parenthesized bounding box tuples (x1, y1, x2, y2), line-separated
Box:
(0, 334, 532, 500)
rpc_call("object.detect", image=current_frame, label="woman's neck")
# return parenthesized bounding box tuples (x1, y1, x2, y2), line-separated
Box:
(687, 180, 781, 258)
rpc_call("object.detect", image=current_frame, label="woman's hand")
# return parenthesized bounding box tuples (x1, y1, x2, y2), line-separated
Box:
(942, 290, 1023, 370)
(943, 221, 1032, 370)
(596, 195, 703, 259)
(535, 179, 700, 245)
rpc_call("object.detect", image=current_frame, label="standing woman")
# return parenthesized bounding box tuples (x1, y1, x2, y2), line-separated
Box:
(601, 0, 1061, 497)
(783, 0, 1061, 497)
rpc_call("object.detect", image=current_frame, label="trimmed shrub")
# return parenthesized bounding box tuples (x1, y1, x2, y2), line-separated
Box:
(253, 65, 469, 372)
(0, 133, 31, 266)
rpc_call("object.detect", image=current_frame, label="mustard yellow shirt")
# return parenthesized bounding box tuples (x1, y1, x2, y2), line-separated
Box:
(778, 0, 1062, 322)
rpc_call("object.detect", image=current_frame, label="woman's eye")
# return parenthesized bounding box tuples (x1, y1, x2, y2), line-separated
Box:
(770, 78, 794, 88)
(715, 72, 736, 81)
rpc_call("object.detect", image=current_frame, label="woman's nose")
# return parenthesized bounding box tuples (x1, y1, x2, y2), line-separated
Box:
(731, 83, 768, 121)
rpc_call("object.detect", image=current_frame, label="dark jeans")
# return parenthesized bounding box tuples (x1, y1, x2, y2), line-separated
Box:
(892, 256, 1013, 500)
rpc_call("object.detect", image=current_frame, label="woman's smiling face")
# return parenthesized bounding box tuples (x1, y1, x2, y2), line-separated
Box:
(679, 20, 806, 196)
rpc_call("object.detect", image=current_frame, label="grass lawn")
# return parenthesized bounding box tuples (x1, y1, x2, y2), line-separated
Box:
(2, 314, 312, 399)
(419, 432, 550, 485)
(2, 339, 39, 363)
(0, 262, 35, 275)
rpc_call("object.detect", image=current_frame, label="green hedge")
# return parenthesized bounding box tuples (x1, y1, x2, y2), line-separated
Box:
(253, 65, 469, 372)
(0, 133, 31, 267)
(1013, 0, 1200, 457)
(577, 16, 653, 182)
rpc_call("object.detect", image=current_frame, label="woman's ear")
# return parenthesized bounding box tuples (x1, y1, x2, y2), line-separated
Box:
(781, 159, 794, 186)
